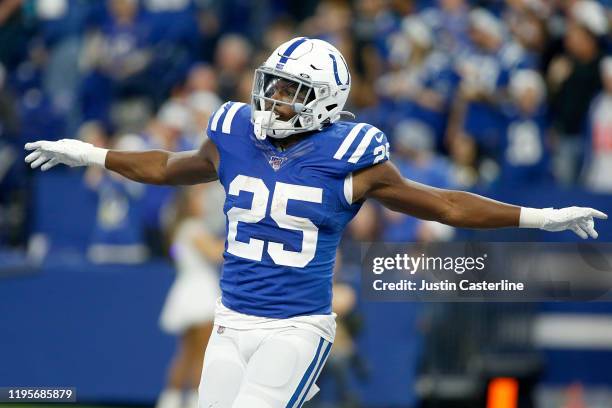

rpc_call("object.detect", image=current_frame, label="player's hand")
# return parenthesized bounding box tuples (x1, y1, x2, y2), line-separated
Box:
(521, 207, 608, 239)
(24, 139, 108, 171)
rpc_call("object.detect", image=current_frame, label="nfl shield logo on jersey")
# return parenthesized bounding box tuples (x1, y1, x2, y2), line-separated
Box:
(269, 155, 287, 171)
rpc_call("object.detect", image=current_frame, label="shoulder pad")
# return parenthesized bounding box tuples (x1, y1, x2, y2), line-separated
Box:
(330, 122, 390, 175)
(206, 102, 250, 146)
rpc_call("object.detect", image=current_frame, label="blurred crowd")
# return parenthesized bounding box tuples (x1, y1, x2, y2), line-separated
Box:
(0, 0, 611, 252)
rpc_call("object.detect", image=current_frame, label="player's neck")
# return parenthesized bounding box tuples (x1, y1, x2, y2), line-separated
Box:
(270, 131, 316, 151)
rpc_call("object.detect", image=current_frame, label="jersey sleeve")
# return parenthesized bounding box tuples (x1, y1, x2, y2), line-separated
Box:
(205, 101, 250, 150)
(330, 122, 390, 176)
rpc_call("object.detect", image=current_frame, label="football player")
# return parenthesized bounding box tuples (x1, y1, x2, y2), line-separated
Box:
(25, 38, 606, 408)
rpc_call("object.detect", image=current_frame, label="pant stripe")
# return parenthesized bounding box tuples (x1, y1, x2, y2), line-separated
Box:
(285, 338, 324, 408)
(296, 341, 332, 408)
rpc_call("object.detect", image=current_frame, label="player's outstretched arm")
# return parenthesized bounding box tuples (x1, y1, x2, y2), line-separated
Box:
(24, 138, 219, 185)
(353, 161, 607, 239)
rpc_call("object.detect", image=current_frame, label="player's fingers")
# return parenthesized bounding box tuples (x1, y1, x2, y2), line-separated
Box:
(584, 225, 598, 239)
(30, 153, 51, 169)
(24, 141, 45, 151)
(586, 208, 608, 220)
(25, 150, 41, 163)
(571, 225, 588, 239)
(41, 157, 59, 171)
(581, 219, 598, 239)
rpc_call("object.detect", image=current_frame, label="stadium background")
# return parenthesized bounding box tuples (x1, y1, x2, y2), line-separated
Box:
(1, 0, 612, 407)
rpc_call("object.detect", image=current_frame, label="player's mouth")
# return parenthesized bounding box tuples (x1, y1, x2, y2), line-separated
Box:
(273, 107, 295, 122)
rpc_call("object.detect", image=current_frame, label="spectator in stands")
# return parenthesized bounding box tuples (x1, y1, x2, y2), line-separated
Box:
(451, 8, 532, 158)
(379, 16, 459, 147)
(139, 102, 193, 256)
(421, 0, 470, 54)
(0, 63, 19, 141)
(303, 0, 353, 54)
(547, 0, 608, 185)
(498, 70, 551, 187)
(319, 0, 391, 127)
(151, 100, 197, 150)
(142, 0, 198, 52)
(33, 0, 94, 135)
(79, 0, 154, 124)
(141, 0, 200, 101)
(0, 62, 25, 247)
(33, 0, 94, 47)
(18, 86, 67, 145)
(157, 185, 224, 408)
(0, 0, 30, 70)
(257, 17, 296, 63)
(213, 34, 252, 101)
(185, 64, 218, 96)
(503, 0, 548, 67)
(583, 56, 612, 193)
(185, 91, 221, 146)
(83, 123, 149, 264)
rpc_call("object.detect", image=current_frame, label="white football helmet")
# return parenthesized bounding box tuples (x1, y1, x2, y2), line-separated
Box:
(251, 37, 353, 140)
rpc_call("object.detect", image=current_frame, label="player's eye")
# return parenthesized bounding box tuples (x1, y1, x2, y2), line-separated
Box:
(263, 78, 278, 98)
(264, 77, 299, 99)
(285, 84, 298, 98)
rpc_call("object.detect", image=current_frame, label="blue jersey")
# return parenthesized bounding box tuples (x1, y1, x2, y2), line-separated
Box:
(460, 42, 533, 153)
(498, 106, 550, 186)
(207, 102, 390, 318)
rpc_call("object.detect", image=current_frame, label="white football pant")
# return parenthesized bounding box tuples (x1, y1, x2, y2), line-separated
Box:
(198, 325, 332, 408)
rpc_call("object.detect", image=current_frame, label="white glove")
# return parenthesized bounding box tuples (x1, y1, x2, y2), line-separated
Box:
(520, 207, 608, 239)
(24, 139, 108, 171)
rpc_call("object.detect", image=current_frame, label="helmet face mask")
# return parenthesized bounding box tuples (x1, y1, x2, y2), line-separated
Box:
(251, 38, 351, 140)
(252, 67, 332, 139)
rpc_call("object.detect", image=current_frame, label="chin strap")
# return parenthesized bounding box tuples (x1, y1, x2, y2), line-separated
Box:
(253, 111, 278, 140)
(254, 120, 266, 140)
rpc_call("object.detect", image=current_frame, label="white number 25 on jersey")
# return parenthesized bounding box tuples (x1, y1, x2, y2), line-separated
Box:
(226, 175, 323, 268)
